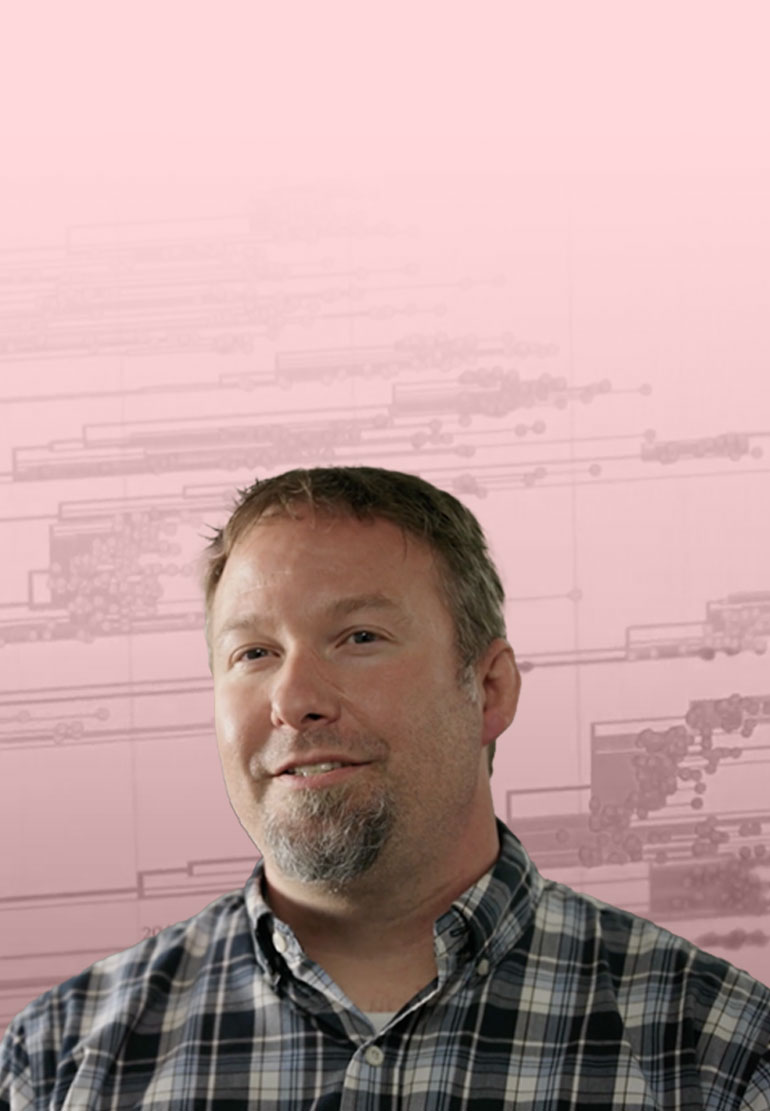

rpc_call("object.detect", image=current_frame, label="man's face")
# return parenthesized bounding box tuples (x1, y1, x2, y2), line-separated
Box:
(210, 511, 492, 891)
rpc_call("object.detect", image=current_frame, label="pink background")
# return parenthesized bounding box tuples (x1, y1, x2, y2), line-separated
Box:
(2, 4, 769, 1024)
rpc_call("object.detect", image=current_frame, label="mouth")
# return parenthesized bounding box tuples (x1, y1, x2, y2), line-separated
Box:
(282, 760, 356, 777)
(276, 762, 370, 788)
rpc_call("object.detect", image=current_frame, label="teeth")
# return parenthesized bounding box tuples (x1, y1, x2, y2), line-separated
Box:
(287, 762, 349, 777)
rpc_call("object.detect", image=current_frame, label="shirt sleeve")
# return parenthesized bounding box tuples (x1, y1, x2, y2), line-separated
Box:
(0, 1021, 34, 1111)
(741, 1052, 770, 1111)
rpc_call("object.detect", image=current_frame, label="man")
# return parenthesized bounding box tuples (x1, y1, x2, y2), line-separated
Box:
(2, 465, 769, 1110)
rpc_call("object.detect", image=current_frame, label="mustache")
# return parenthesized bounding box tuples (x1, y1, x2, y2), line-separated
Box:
(255, 726, 387, 773)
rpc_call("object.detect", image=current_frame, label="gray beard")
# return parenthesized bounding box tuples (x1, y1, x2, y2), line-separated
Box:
(262, 781, 396, 891)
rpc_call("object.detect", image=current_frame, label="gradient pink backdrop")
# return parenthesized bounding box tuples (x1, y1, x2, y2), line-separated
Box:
(2, 4, 769, 1024)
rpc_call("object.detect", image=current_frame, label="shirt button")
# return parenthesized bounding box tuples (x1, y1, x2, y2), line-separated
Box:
(272, 931, 288, 954)
(476, 958, 490, 976)
(364, 1045, 384, 1067)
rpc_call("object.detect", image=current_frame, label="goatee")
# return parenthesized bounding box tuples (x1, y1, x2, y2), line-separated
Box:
(262, 781, 395, 891)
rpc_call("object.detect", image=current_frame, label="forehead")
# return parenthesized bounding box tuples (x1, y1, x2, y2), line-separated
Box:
(210, 511, 448, 627)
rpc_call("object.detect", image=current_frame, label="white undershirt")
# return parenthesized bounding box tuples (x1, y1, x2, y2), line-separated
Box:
(364, 1011, 397, 1034)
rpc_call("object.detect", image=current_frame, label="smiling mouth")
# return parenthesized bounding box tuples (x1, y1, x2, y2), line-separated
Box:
(283, 761, 355, 777)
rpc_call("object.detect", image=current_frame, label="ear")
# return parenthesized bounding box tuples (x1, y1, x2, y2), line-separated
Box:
(477, 639, 521, 746)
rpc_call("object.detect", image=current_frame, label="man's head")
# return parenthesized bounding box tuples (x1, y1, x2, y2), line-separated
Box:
(203, 467, 520, 893)
(202, 466, 509, 770)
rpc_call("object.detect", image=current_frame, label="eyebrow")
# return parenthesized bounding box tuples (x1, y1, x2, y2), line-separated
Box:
(215, 592, 405, 644)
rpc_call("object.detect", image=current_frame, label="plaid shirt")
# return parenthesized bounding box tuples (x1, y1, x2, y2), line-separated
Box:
(2, 820, 769, 1110)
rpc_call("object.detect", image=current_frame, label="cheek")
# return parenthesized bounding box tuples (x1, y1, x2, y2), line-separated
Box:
(214, 694, 263, 804)
(214, 685, 255, 760)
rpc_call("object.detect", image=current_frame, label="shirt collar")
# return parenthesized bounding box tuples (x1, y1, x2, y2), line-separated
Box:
(434, 818, 544, 968)
(243, 818, 544, 979)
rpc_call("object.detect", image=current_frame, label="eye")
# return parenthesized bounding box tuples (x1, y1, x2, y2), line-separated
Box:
(348, 630, 380, 645)
(236, 646, 271, 662)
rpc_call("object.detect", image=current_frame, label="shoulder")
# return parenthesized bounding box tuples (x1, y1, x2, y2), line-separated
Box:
(1, 888, 249, 1106)
(538, 873, 769, 997)
(533, 876, 770, 1098)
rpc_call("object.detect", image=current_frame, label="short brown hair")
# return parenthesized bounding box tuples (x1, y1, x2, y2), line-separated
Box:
(202, 466, 507, 772)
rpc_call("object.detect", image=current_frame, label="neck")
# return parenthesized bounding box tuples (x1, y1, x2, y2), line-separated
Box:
(262, 809, 501, 960)
(262, 811, 500, 1013)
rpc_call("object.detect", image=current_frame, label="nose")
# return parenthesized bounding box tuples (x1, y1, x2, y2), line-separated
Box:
(269, 649, 341, 730)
